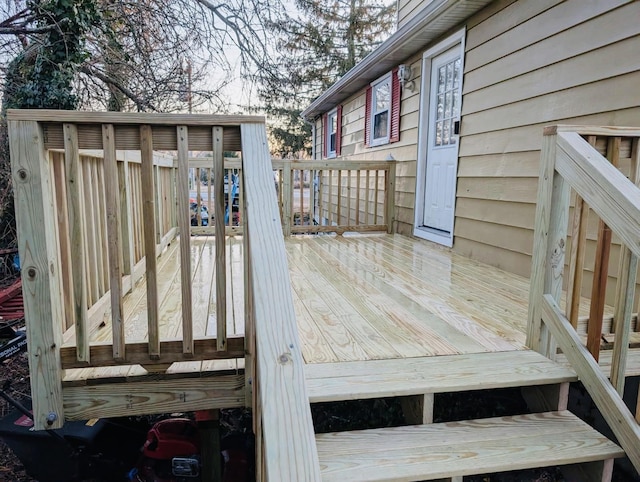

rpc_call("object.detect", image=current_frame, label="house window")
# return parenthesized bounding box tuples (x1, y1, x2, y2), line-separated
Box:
(322, 105, 342, 158)
(365, 68, 400, 147)
(370, 74, 391, 146)
(327, 109, 338, 158)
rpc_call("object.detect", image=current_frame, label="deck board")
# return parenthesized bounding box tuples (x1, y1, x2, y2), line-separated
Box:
(63, 233, 616, 384)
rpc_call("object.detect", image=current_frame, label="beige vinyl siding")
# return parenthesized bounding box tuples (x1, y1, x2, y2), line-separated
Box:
(397, 0, 430, 28)
(456, 0, 640, 304)
(314, 55, 423, 235)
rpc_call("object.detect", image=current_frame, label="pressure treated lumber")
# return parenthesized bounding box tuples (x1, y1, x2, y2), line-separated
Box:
(63, 123, 89, 363)
(60, 336, 245, 369)
(316, 411, 623, 482)
(103, 124, 126, 361)
(241, 123, 321, 480)
(63, 374, 244, 420)
(542, 295, 640, 472)
(213, 126, 226, 350)
(305, 350, 576, 403)
(9, 120, 66, 429)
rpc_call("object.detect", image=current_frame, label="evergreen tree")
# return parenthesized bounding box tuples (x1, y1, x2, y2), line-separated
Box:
(259, 0, 396, 157)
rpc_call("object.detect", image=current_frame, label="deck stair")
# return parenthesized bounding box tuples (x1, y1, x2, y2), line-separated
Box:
(316, 411, 624, 481)
(306, 350, 625, 481)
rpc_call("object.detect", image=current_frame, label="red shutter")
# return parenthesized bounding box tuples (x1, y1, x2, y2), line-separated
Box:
(336, 105, 343, 156)
(364, 86, 372, 147)
(390, 67, 401, 143)
(322, 113, 328, 158)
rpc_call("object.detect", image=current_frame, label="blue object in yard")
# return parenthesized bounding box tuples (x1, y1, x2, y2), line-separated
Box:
(225, 175, 239, 225)
(12, 254, 19, 271)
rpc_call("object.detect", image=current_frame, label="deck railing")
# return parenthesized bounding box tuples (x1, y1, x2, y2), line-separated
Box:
(273, 159, 396, 236)
(528, 125, 640, 471)
(8, 111, 252, 429)
(186, 158, 397, 237)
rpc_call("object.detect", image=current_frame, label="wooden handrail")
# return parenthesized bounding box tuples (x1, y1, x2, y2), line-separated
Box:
(528, 125, 640, 473)
(241, 124, 321, 480)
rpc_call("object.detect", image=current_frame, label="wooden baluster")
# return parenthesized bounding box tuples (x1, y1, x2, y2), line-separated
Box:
(177, 126, 194, 356)
(227, 166, 233, 228)
(118, 156, 133, 279)
(355, 170, 361, 226)
(208, 167, 212, 229)
(610, 137, 640, 394)
(565, 136, 596, 328)
(328, 169, 333, 226)
(337, 170, 342, 226)
(346, 169, 351, 225)
(374, 170, 380, 224)
(140, 125, 160, 359)
(317, 169, 323, 225)
(365, 170, 370, 225)
(587, 137, 620, 362)
(300, 168, 304, 225)
(154, 164, 161, 243)
(213, 126, 227, 350)
(63, 124, 89, 362)
(102, 124, 125, 361)
(196, 167, 202, 226)
(309, 169, 316, 225)
(282, 161, 292, 236)
(386, 163, 397, 234)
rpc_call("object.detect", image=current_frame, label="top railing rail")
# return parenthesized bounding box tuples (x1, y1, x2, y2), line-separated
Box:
(527, 125, 640, 472)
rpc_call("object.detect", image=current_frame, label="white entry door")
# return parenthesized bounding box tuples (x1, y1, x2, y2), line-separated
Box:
(421, 45, 462, 234)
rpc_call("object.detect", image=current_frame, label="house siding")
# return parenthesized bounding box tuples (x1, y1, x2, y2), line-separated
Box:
(397, 0, 430, 28)
(457, 0, 640, 303)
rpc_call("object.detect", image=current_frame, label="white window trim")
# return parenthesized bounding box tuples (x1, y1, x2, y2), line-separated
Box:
(326, 108, 338, 158)
(369, 72, 392, 147)
(413, 27, 465, 247)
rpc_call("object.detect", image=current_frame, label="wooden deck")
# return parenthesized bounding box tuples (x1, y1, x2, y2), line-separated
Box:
(61, 231, 628, 388)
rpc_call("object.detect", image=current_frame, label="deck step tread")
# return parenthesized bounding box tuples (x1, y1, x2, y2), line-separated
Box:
(305, 350, 577, 403)
(316, 411, 624, 481)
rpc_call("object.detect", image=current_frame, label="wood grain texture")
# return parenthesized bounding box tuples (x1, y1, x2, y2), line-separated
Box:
(60, 336, 245, 369)
(305, 350, 576, 403)
(63, 374, 244, 419)
(63, 124, 89, 362)
(9, 120, 65, 429)
(610, 137, 640, 393)
(316, 411, 623, 481)
(213, 126, 227, 351)
(556, 132, 640, 259)
(177, 126, 194, 355)
(103, 124, 126, 361)
(140, 125, 160, 358)
(241, 123, 321, 480)
(542, 295, 640, 472)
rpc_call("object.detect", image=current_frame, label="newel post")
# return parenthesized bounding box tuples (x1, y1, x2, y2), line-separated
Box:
(527, 127, 570, 358)
(385, 161, 397, 234)
(9, 119, 65, 429)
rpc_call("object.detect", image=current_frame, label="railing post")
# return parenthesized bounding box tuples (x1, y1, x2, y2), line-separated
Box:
(282, 160, 292, 236)
(386, 161, 397, 234)
(9, 119, 65, 429)
(527, 128, 570, 358)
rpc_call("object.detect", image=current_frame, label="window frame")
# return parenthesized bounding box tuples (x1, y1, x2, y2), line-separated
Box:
(326, 108, 338, 158)
(369, 72, 392, 147)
